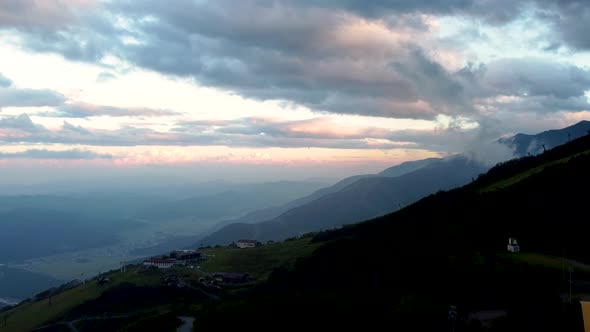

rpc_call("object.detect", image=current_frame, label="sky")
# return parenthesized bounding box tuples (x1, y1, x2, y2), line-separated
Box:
(0, 0, 589, 183)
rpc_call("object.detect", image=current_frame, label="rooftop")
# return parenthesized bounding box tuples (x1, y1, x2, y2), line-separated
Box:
(145, 258, 177, 264)
(236, 240, 258, 244)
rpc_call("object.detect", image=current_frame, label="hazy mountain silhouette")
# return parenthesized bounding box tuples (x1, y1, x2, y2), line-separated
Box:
(378, 157, 442, 177)
(135, 181, 328, 222)
(200, 156, 484, 245)
(211, 158, 442, 228)
(193, 129, 590, 331)
(199, 121, 590, 245)
(143, 158, 442, 251)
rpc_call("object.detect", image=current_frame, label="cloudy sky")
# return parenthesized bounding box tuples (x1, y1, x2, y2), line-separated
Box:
(0, 0, 589, 183)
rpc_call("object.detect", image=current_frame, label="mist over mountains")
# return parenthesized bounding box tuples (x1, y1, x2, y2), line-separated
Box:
(501, 120, 590, 156)
(198, 121, 590, 245)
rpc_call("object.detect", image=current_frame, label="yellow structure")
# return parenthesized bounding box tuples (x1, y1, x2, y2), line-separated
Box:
(581, 301, 590, 332)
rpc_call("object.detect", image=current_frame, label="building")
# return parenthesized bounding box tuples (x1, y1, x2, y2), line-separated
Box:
(170, 249, 201, 261)
(212, 272, 251, 284)
(581, 300, 590, 332)
(143, 258, 177, 269)
(507, 238, 520, 253)
(235, 240, 258, 249)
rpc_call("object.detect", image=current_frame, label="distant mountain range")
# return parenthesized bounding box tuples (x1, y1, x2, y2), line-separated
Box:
(200, 156, 484, 245)
(198, 120, 590, 245)
(192, 120, 590, 331)
(135, 181, 330, 222)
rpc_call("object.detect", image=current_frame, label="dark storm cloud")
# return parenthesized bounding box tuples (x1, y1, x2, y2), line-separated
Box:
(0, 148, 113, 160)
(0, 113, 46, 132)
(0, 0, 96, 30)
(533, 0, 590, 50)
(2, 0, 590, 122)
(482, 58, 590, 99)
(111, 1, 590, 73)
(295, 0, 525, 24)
(19, 0, 470, 119)
(62, 121, 91, 134)
(0, 86, 66, 107)
(0, 113, 414, 149)
(468, 58, 590, 115)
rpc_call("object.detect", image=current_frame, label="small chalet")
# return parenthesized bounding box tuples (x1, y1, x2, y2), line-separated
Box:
(507, 238, 520, 253)
(143, 257, 177, 269)
(212, 272, 251, 284)
(235, 240, 258, 249)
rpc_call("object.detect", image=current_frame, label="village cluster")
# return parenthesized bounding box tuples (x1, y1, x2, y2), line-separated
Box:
(139, 240, 260, 288)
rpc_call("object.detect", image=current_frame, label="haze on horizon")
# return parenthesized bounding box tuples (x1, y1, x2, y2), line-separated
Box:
(1, 0, 590, 184)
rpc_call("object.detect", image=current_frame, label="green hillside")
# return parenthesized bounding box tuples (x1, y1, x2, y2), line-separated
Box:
(199, 237, 320, 279)
(192, 133, 590, 331)
(0, 238, 317, 332)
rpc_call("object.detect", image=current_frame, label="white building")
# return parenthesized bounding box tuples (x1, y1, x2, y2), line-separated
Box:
(236, 240, 258, 249)
(507, 238, 520, 253)
(143, 258, 177, 269)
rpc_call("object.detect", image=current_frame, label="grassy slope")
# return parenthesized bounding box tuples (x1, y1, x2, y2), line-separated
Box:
(480, 149, 590, 192)
(0, 238, 318, 331)
(501, 253, 590, 273)
(0, 267, 164, 332)
(199, 237, 320, 279)
(191, 135, 590, 331)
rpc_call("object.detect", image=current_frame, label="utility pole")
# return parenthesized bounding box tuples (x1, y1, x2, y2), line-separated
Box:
(562, 248, 566, 281)
(570, 267, 572, 304)
(448, 305, 457, 332)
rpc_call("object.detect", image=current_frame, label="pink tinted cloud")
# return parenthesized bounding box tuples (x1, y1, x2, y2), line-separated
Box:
(184, 116, 396, 140)
(0, 0, 97, 29)
(56, 102, 182, 118)
(283, 117, 391, 139)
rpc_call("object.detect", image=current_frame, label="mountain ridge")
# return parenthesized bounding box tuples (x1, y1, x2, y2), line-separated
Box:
(198, 120, 590, 246)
